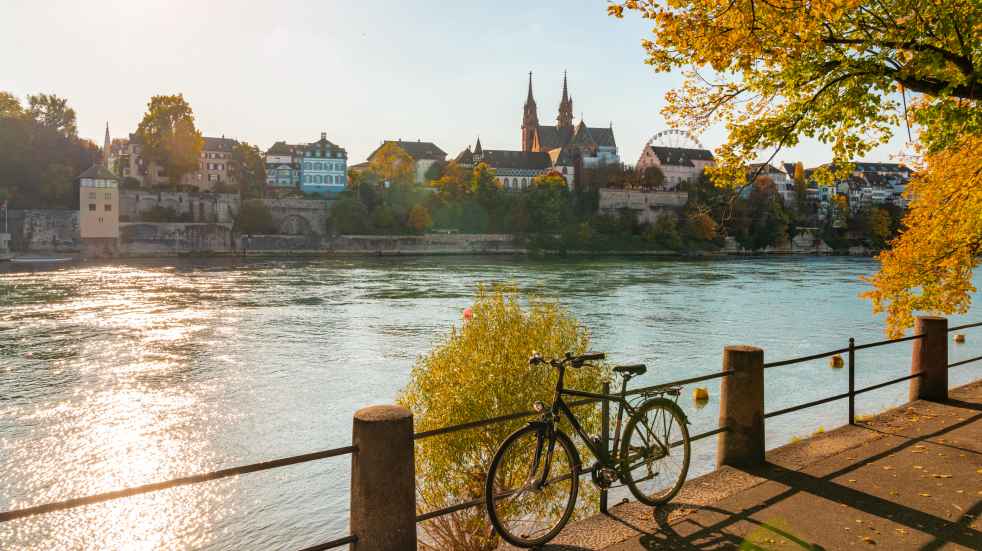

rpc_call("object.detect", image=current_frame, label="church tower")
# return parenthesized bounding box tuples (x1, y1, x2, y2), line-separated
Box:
(103, 122, 111, 169)
(521, 72, 539, 152)
(557, 71, 573, 131)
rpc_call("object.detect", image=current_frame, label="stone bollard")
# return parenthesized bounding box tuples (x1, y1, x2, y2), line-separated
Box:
(350, 405, 417, 551)
(910, 316, 948, 402)
(717, 345, 765, 469)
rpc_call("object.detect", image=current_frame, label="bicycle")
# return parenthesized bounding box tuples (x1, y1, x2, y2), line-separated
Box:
(484, 351, 691, 548)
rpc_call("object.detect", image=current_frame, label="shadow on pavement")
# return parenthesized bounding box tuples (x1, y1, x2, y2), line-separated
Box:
(596, 402, 981, 551)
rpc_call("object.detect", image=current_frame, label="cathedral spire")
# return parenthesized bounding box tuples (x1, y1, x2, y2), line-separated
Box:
(557, 70, 574, 130)
(522, 71, 539, 152)
(103, 122, 111, 169)
(474, 136, 482, 155)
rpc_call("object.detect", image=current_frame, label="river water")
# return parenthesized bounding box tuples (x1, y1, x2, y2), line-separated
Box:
(1, 256, 980, 550)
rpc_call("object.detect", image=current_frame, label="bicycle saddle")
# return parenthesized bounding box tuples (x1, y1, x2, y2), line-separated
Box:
(613, 364, 646, 376)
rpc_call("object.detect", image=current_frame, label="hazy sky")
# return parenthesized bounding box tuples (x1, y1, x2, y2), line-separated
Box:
(3, 0, 910, 166)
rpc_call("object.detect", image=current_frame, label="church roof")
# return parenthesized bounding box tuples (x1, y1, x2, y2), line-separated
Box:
(646, 145, 714, 167)
(535, 123, 616, 150)
(474, 150, 552, 170)
(78, 164, 119, 181)
(588, 126, 616, 148)
(370, 140, 447, 162)
(534, 125, 573, 150)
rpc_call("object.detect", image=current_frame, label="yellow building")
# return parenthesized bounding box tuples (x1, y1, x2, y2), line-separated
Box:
(78, 164, 119, 244)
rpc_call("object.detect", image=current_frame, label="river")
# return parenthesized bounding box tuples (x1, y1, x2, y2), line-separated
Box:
(1, 256, 980, 550)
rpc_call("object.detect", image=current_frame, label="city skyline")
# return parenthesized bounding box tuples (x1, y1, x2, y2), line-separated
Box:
(3, 0, 912, 167)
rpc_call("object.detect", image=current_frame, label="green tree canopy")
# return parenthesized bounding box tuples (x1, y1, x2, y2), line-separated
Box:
(232, 142, 266, 199)
(135, 94, 204, 188)
(236, 199, 276, 234)
(27, 93, 77, 138)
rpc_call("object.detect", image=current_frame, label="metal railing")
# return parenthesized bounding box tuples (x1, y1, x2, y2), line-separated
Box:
(0, 445, 358, 550)
(3, 320, 980, 549)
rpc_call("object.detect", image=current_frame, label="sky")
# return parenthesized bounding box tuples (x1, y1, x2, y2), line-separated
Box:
(2, 0, 911, 167)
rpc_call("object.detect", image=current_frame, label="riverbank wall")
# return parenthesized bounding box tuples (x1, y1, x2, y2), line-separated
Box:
(4, 209, 870, 258)
(6, 209, 80, 252)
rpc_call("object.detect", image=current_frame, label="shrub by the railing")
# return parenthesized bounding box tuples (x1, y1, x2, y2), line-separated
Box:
(399, 285, 608, 550)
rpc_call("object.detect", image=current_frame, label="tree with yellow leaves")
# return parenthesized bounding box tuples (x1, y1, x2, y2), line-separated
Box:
(863, 136, 982, 337)
(611, 0, 980, 335)
(369, 141, 416, 186)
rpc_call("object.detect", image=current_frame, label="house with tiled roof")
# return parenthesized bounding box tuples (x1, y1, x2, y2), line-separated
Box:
(367, 139, 447, 184)
(107, 131, 239, 191)
(636, 145, 715, 190)
(298, 133, 347, 196)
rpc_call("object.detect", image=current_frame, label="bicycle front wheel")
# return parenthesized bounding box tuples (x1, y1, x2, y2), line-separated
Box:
(620, 398, 690, 506)
(485, 425, 579, 548)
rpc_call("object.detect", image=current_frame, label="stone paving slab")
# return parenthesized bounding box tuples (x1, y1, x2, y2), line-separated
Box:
(538, 380, 982, 551)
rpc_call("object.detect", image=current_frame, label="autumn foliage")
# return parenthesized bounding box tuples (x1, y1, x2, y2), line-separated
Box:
(400, 287, 607, 550)
(863, 135, 982, 337)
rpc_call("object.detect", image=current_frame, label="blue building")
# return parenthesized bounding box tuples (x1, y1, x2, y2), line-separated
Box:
(300, 132, 347, 196)
(264, 141, 301, 191)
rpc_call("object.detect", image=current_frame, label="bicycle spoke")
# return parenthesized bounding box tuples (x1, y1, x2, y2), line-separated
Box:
(487, 428, 577, 546)
(621, 401, 690, 505)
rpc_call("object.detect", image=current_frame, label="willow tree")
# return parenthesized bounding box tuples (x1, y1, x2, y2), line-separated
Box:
(610, 0, 980, 335)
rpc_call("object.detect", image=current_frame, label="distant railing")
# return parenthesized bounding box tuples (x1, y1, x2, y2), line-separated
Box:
(1, 316, 979, 550)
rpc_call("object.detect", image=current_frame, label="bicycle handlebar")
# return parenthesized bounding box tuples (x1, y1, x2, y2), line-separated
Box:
(529, 351, 605, 368)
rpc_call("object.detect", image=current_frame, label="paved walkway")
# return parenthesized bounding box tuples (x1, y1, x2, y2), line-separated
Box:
(543, 380, 982, 551)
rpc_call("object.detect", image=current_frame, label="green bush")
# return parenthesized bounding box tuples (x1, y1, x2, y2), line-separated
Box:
(400, 286, 608, 550)
(237, 199, 276, 234)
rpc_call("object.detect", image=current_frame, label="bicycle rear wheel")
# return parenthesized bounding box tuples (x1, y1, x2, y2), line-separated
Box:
(485, 425, 579, 548)
(620, 398, 690, 506)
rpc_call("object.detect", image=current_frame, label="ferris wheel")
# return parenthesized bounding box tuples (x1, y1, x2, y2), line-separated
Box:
(645, 129, 704, 149)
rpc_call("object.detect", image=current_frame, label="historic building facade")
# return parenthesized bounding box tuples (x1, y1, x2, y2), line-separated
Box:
(264, 141, 301, 190)
(454, 72, 619, 190)
(521, 72, 619, 169)
(636, 145, 715, 190)
(454, 138, 554, 190)
(108, 132, 238, 191)
(299, 132, 348, 196)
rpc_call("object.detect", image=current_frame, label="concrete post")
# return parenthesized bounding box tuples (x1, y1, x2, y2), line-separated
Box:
(350, 405, 417, 551)
(910, 316, 948, 402)
(717, 345, 765, 469)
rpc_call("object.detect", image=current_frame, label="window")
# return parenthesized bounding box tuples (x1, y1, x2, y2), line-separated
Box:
(104, 204, 112, 212)
(105, 192, 112, 200)
(88, 204, 96, 211)
(304, 162, 311, 170)
(89, 192, 96, 199)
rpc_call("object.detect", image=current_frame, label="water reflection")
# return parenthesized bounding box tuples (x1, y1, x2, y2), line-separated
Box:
(1, 256, 980, 549)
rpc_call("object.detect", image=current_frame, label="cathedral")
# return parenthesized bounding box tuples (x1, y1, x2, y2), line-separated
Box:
(521, 72, 619, 167)
(455, 72, 620, 191)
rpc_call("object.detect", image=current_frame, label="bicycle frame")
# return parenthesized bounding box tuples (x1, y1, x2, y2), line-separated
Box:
(538, 363, 639, 471)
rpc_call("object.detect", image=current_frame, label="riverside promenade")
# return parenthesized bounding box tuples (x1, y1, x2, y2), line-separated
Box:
(545, 379, 982, 550)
